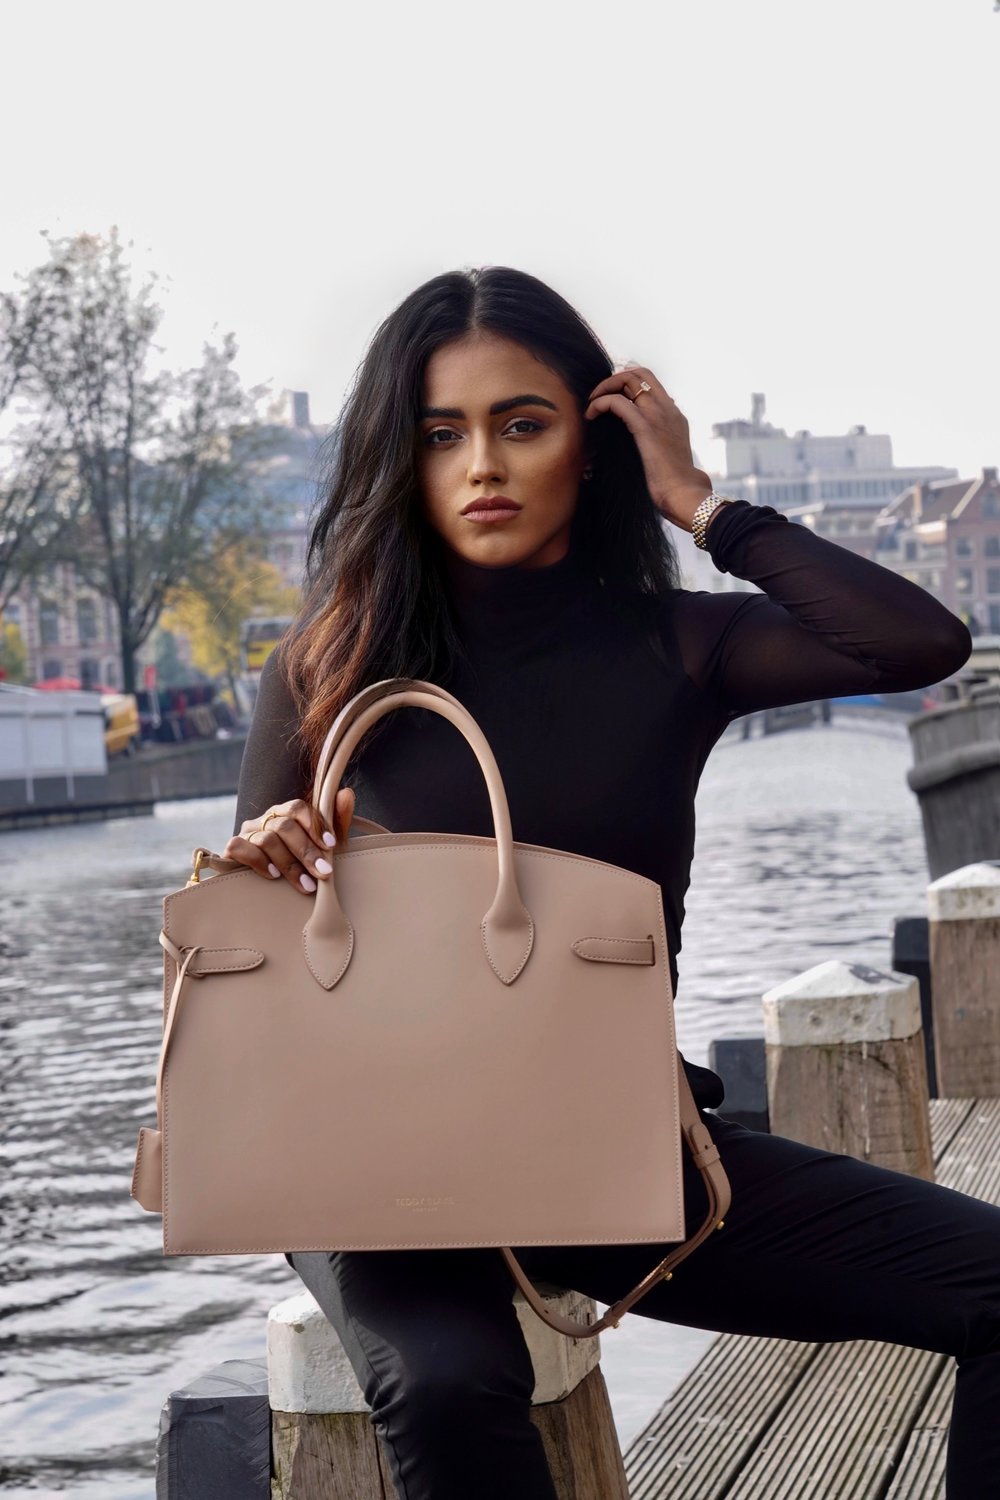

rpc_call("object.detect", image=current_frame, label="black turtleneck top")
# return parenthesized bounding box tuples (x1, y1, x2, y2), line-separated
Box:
(232, 499, 972, 1111)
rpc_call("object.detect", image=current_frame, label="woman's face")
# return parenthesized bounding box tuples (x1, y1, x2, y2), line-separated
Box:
(415, 330, 591, 569)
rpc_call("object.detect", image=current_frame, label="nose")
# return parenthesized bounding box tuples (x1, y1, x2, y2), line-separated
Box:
(467, 434, 505, 485)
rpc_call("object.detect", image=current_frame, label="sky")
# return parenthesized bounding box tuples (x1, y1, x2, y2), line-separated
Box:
(2, 0, 996, 483)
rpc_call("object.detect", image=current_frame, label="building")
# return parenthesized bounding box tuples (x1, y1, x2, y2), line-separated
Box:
(704, 392, 956, 511)
(242, 389, 332, 591)
(676, 393, 960, 592)
(2, 564, 122, 688)
(874, 468, 1000, 635)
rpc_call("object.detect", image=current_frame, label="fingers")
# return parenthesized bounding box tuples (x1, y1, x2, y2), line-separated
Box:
(224, 789, 361, 895)
(585, 365, 682, 420)
(229, 793, 352, 895)
(258, 800, 337, 893)
(331, 785, 356, 844)
(222, 831, 281, 883)
(583, 390, 651, 429)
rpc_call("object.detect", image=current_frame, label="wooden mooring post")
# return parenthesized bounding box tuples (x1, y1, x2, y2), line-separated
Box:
(927, 861, 1000, 1097)
(267, 1279, 628, 1499)
(762, 958, 934, 1178)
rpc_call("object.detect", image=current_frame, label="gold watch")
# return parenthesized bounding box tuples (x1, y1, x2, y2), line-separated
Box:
(692, 492, 740, 551)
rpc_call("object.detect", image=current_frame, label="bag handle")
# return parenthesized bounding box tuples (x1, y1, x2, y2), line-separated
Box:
(311, 675, 474, 803)
(301, 682, 535, 989)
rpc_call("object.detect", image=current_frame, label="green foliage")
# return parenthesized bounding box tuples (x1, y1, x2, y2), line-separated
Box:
(161, 536, 301, 685)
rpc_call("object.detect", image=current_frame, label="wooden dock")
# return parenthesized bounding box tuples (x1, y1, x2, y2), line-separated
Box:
(620, 1096, 1000, 1499)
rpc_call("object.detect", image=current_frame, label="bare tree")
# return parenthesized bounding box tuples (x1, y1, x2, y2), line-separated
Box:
(12, 226, 283, 692)
(0, 272, 83, 609)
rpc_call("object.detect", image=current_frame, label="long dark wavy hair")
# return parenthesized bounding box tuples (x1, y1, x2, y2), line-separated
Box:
(280, 265, 683, 805)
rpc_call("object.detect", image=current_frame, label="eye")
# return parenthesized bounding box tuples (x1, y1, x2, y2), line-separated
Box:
(422, 418, 545, 447)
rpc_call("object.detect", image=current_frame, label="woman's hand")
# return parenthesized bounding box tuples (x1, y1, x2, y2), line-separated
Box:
(584, 363, 713, 531)
(222, 787, 357, 895)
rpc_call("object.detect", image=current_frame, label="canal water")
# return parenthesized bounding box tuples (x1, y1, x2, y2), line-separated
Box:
(0, 711, 934, 1497)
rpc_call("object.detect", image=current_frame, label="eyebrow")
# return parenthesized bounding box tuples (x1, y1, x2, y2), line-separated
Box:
(418, 393, 559, 420)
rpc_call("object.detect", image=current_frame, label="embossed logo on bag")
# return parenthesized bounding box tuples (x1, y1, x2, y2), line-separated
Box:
(395, 1196, 456, 1212)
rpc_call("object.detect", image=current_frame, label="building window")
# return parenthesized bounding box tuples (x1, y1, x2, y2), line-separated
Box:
(984, 494, 999, 518)
(79, 657, 100, 689)
(39, 600, 60, 645)
(989, 603, 1000, 633)
(77, 597, 99, 644)
(986, 567, 1000, 596)
(42, 658, 63, 679)
(985, 536, 1000, 558)
(955, 536, 975, 559)
(956, 568, 975, 596)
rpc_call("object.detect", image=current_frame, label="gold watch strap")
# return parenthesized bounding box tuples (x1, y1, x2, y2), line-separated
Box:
(692, 492, 738, 550)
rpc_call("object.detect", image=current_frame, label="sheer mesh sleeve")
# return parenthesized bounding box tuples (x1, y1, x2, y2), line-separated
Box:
(664, 499, 973, 721)
(232, 641, 311, 836)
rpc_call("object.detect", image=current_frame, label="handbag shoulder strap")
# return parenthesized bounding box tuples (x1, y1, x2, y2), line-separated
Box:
(501, 1058, 731, 1338)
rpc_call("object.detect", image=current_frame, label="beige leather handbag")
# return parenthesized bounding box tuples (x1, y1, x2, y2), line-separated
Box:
(130, 675, 731, 1339)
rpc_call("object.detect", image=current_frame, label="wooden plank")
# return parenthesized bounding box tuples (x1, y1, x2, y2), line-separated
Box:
(620, 1097, 996, 1498)
(934, 1097, 1000, 1197)
(723, 1342, 945, 1498)
(878, 1097, 1000, 1499)
(623, 1334, 821, 1499)
(883, 1357, 953, 1500)
(927, 1096, 975, 1161)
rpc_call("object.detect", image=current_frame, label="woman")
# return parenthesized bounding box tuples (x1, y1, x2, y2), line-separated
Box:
(228, 266, 998, 1499)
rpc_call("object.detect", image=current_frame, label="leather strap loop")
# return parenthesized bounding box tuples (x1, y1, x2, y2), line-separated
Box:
(155, 933, 205, 1127)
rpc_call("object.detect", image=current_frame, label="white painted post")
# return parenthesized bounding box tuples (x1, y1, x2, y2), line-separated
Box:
(927, 862, 1000, 1096)
(763, 959, 934, 1179)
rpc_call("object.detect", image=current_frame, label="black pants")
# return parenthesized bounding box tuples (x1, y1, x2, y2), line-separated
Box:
(288, 1111, 1000, 1500)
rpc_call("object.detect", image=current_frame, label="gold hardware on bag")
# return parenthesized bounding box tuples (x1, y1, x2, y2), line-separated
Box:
(717, 1219, 725, 1230)
(186, 849, 207, 887)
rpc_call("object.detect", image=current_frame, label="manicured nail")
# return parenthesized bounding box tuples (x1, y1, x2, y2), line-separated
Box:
(299, 872, 317, 892)
(314, 857, 333, 875)
(322, 830, 336, 847)
(268, 863, 281, 879)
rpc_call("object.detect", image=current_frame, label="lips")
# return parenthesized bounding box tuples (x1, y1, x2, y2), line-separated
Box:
(461, 497, 522, 515)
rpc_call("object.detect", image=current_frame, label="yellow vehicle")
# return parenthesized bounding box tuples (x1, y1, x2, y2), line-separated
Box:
(101, 691, 141, 757)
(239, 614, 294, 677)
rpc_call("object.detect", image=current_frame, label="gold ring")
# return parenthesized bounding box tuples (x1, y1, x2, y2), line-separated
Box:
(261, 809, 282, 832)
(629, 379, 652, 402)
(248, 830, 265, 846)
